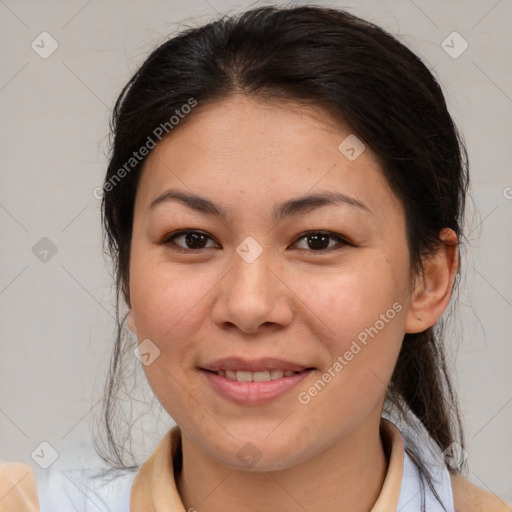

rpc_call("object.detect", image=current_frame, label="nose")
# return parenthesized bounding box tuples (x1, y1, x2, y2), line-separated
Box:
(211, 246, 294, 335)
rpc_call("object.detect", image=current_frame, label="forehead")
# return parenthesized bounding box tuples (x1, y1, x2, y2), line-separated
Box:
(135, 95, 402, 222)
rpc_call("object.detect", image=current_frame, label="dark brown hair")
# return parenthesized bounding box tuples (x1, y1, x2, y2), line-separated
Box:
(98, 5, 468, 507)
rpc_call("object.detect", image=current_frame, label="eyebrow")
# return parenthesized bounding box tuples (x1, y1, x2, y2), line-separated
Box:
(148, 188, 370, 221)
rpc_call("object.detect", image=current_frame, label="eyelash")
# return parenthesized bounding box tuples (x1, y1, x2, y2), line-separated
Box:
(160, 229, 353, 254)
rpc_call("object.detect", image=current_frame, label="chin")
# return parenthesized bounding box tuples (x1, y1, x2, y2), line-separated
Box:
(208, 433, 317, 473)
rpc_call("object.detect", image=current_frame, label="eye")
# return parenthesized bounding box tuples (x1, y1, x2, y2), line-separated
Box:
(292, 231, 351, 253)
(161, 230, 219, 251)
(161, 229, 352, 253)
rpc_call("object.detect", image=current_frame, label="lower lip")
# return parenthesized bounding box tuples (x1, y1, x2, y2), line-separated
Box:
(201, 369, 313, 406)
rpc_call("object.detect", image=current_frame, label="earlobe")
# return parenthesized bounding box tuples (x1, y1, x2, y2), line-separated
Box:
(405, 228, 459, 334)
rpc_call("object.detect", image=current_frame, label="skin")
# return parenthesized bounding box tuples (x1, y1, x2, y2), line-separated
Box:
(127, 94, 459, 512)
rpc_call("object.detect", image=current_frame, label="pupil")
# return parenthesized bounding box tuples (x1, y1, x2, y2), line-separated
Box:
(186, 232, 207, 248)
(308, 234, 329, 250)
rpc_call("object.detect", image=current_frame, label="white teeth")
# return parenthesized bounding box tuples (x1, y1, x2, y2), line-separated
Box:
(236, 371, 253, 382)
(270, 369, 284, 380)
(217, 369, 299, 381)
(252, 371, 271, 382)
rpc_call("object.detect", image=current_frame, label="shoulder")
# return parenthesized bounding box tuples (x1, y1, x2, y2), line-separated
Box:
(0, 461, 39, 511)
(1, 444, 138, 512)
(35, 459, 137, 512)
(450, 472, 512, 512)
(385, 412, 510, 512)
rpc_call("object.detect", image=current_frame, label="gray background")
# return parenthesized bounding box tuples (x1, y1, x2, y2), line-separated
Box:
(1, 0, 511, 504)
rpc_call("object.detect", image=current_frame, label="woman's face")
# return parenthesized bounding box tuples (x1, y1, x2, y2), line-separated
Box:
(128, 95, 415, 470)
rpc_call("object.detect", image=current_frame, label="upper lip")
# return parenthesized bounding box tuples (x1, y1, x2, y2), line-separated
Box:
(201, 357, 312, 373)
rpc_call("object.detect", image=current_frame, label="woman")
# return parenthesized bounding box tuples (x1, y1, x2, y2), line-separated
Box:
(2, 5, 510, 511)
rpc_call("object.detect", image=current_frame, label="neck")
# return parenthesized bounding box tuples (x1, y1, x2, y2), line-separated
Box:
(176, 417, 388, 512)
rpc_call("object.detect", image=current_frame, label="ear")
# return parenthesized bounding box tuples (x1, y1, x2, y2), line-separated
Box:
(127, 310, 137, 335)
(405, 228, 459, 334)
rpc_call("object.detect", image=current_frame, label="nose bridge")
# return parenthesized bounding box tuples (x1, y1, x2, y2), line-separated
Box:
(212, 236, 292, 332)
(230, 237, 275, 304)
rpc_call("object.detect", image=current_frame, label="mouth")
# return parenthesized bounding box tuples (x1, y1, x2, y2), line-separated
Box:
(207, 369, 301, 382)
(199, 358, 315, 405)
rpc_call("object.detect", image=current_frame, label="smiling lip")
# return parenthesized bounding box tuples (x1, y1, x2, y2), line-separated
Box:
(200, 357, 314, 406)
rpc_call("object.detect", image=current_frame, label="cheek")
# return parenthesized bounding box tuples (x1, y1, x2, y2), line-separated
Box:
(297, 257, 406, 344)
(294, 257, 406, 406)
(295, 310, 404, 442)
(128, 255, 219, 403)
(128, 258, 208, 417)
(128, 253, 211, 339)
